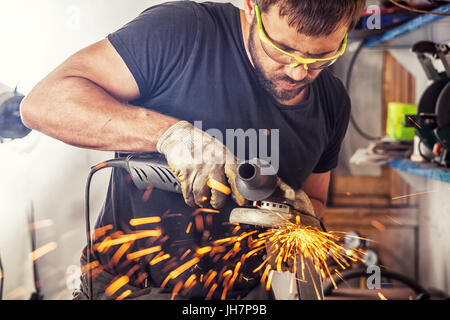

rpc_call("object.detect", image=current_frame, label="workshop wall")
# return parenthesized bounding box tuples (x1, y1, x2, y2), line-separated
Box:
(386, 49, 450, 295)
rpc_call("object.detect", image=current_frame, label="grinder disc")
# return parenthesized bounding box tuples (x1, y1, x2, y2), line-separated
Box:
(229, 207, 293, 228)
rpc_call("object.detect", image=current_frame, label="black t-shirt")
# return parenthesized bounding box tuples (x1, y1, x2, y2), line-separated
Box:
(93, 1, 350, 299)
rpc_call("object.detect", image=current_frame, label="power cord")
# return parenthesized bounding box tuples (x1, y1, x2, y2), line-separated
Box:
(0, 252, 4, 300)
(84, 158, 129, 300)
(388, 0, 450, 16)
(28, 201, 44, 300)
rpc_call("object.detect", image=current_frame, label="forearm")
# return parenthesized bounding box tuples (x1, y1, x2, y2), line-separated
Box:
(21, 75, 178, 152)
(309, 197, 325, 220)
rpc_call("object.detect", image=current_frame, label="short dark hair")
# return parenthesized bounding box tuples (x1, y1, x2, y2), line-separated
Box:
(258, 0, 365, 36)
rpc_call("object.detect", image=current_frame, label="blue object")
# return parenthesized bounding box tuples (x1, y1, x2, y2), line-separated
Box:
(359, 12, 418, 30)
(365, 4, 450, 47)
(388, 158, 450, 183)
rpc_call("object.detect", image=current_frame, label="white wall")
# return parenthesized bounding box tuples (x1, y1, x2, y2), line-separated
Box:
(0, 0, 164, 93)
(394, 171, 450, 295)
(388, 48, 450, 296)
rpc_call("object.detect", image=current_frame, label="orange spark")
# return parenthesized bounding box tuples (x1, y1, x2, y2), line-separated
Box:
(232, 225, 241, 234)
(265, 270, 274, 291)
(30, 242, 57, 262)
(105, 276, 129, 296)
(29, 219, 54, 230)
(407, 116, 422, 129)
(196, 246, 212, 255)
(127, 246, 162, 260)
(205, 283, 218, 300)
(97, 230, 161, 251)
(191, 208, 220, 216)
(371, 220, 386, 231)
(228, 262, 242, 289)
(161, 257, 200, 288)
(129, 217, 161, 226)
(171, 281, 184, 300)
(180, 249, 191, 261)
(183, 274, 197, 290)
(378, 292, 388, 300)
(204, 271, 218, 289)
(116, 289, 132, 300)
(186, 222, 193, 234)
(111, 243, 131, 265)
(392, 190, 437, 200)
(206, 178, 231, 195)
(150, 253, 171, 266)
(260, 265, 271, 284)
(93, 224, 113, 240)
(213, 236, 237, 245)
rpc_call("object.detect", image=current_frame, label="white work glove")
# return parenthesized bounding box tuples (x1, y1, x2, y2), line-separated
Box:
(157, 120, 247, 209)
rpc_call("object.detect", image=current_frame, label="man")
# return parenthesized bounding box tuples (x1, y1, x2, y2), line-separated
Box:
(20, 0, 365, 299)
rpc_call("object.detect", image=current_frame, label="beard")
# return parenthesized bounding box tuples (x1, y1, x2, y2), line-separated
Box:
(247, 19, 313, 102)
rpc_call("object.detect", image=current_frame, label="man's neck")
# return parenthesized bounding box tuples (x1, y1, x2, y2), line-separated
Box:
(239, 10, 309, 106)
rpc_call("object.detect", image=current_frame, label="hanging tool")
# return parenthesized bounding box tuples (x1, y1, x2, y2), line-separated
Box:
(406, 41, 450, 167)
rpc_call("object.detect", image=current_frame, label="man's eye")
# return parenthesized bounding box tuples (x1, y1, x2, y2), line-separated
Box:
(279, 46, 296, 54)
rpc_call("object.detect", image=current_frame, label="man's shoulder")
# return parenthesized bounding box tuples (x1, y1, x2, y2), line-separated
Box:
(317, 69, 347, 97)
(140, 1, 237, 19)
(134, 1, 239, 37)
(316, 69, 351, 110)
(312, 69, 351, 132)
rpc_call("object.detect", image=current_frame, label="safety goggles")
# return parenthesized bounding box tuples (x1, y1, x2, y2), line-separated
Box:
(254, 0, 348, 71)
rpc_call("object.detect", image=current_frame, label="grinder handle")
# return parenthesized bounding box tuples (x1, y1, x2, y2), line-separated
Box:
(126, 153, 182, 193)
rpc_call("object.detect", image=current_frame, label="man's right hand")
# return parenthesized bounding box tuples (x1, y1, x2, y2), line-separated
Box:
(157, 120, 246, 209)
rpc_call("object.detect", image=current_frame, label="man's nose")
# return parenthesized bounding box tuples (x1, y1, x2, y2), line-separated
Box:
(283, 64, 308, 82)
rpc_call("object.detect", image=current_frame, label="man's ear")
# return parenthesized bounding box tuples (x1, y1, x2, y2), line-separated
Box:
(243, 0, 256, 24)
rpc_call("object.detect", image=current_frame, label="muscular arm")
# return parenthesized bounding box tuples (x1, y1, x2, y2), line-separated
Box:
(301, 171, 331, 220)
(20, 39, 178, 152)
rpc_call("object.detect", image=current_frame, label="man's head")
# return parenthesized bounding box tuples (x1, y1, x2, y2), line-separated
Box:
(242, 0, 365, 105)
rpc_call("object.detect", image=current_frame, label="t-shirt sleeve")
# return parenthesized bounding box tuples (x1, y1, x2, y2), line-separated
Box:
(313, 92, 351, 173)
(106, 2, 198, 97)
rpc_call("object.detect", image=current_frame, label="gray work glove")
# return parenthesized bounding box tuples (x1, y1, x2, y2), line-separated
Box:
(157, 120, 247, 209)
(277, 180, 322, 230)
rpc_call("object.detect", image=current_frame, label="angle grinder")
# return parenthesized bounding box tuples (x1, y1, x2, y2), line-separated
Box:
(85, 153, 323, 299)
